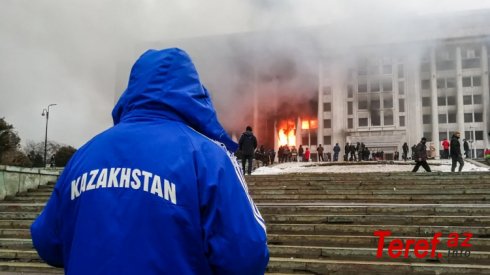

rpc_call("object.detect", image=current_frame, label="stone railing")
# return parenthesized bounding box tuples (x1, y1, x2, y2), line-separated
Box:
(0, 165, 60, 200)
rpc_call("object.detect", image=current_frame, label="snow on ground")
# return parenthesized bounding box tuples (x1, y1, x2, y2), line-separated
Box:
(252, 159, 490, 175)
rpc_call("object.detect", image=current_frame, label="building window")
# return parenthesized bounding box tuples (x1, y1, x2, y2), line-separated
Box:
(399, 99, 405, 112)
(323, 86, 332, 95)
(475, 131, 484, 141)
(462, 58, 480, 69)
(437, 60, 454, 71)
(465, 131, 472, 140)
(439, 131, 448, 140)
(384, 111, 393, 125)
(423, 114, 431, 124)
(421, 79, 430, 89)
(463, 95, 472, 105)
(383, 97, 393, 108)
(358, 82, 367, 93)
(447, 96, 456, 105)
(446, 78, 456, 88)
(323, 119, 331, 128)
(324, 135, 332, 145)
(474, 112, 483, 122)
(437, 78, 445, 89)
(324, 102, 331, 112)
(371, 99, 380, 109)
(398, 64, 404, 78)
(423, 132, 432, 140)
(473, 94, 482, 104)
(371, 110, 381, 126)
(463, 77, 472, 87)
(473, 76, 481, 86)
(348, 102, 353, 115)
(437, 97, 446, 106)
(448, 112, 456, 123)
(464, 113, 473, 122)
(358, 100, 368, 109)
(399, 116, 405, 127)
(438, 114, 447, 123)
(347, 85, 353, 98)
(398, 81, 404, 95)
(382, 79, 392, 91)
(359, 118, 368, 127)
(422, 97, 431, 107)
(348, 118, 353, 129)
(370, 80, 380, 92)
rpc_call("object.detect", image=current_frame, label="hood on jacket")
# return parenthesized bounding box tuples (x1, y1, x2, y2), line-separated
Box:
(112, 48, 238, 152)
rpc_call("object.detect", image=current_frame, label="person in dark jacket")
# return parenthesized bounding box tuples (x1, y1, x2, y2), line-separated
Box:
(450, 131, 464, 172)
(317, 144, 324, 162)
(30, 48, 269, 275)
(298, 145, 304, 162)
(402, 142, 409, 161)
(239, 126, 258, 175)
(463, 139, 470, 158)
(333, 143, 341, 161)
(412, 137, 431, 172)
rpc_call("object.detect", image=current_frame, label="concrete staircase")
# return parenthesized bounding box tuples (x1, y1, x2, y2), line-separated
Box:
(247, 172, 490, 274)
(0, 172, 490, 274)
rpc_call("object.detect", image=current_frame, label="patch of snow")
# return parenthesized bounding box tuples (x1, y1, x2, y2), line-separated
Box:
(252, 159, 490, 175)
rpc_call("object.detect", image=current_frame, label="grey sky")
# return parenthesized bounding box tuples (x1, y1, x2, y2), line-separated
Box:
(1, 0, 490, 148)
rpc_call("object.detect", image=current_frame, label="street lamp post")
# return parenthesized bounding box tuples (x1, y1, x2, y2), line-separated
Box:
(42, 104, 57, 167)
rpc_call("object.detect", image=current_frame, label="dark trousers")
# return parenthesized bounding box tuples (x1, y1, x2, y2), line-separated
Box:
(451, 155, 464, 172)
(318, 153, 324, 161)
(242, 155, 253, 175)
(412, 160, 431, 172)
(443, 149, 449, 159)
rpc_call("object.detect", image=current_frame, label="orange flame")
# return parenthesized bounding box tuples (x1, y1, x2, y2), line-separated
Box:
(278, 120, 296, 146)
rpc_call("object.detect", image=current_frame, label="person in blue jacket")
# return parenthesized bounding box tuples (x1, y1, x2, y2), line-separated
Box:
(31, 48, 269, 275)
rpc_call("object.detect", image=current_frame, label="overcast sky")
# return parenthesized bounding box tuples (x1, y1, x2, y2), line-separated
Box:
(2, 0, 490, 148)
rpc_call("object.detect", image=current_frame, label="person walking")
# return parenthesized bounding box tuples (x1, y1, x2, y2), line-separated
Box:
(441, 138, 450, 159)
(412, 137, 431, 172)
(450, 131, 464, 173)
(30, 48, 269, 275)
(463, 139, 470, 159)
(239, 126, 258, 175)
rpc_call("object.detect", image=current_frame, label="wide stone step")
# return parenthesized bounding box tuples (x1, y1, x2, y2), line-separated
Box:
(3, 197, 51, 202)
(253, 194, 490, 201)
(258, 204, 490, 216)
(266, 257, 490, 274)
(18, 191, 53, 197)
(251, 189, 490, 196)
(267, 234, 490, 251)
(0, 262, 62, 274)
(0, 229, 31, 238)
(267, 224, 490, 237)
(0, 212, 39, 220)
(268, 245, 490, 264)
(0, 238, 33, 249)
(0, 220, 34, 229)
(0, 204, 45, 213)
(250, 184, 490, 190)
(263, 214, 490, 226)
(0, 248, 43, 262)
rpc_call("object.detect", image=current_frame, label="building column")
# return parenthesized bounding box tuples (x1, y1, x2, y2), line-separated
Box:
(456, 47, 465, 138)
(481, 45, 490, 149)
(331, 62, 347, 158)
(406, 52, 422, 146)
(430, 48, 440, 157)
(317, 62, 324, 148)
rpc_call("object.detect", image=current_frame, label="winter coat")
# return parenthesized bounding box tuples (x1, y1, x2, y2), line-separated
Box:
(239, 131, 258, 156)
(414, 142, 428, 161)
(317, 146, 324, 154)
(464, 141, 470, 151)
(298, 146, 304, 156)
(402, 143, 409, 153)
(30, 48, 268, 275)
(333, 145, 341, 153)
(450, 135, 462, 157)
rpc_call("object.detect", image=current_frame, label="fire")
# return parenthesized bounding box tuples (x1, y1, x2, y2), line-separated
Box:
(301, 119, 318, 130)
(278, 120, 296, 146)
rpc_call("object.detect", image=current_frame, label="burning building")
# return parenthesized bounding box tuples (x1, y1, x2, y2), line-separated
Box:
(130, 9, 490, 160)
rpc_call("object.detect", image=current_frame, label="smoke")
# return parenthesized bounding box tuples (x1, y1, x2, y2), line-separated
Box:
(1, 0, 490, 147)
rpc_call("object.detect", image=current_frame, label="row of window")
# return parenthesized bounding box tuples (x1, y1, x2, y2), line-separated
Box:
(426, 131, 485, 141)
(422, 112, 484, 124)
(421, 76, 481, 89)
(422, 94, 483, 107)
(324, 114, 407, 130)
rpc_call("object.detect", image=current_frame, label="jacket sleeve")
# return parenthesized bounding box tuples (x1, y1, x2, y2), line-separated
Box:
(197, 143, 269, 275)
(30, 177, 64, 267)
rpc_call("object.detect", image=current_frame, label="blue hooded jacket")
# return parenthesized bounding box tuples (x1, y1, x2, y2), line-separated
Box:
(31, 48, 269, 274)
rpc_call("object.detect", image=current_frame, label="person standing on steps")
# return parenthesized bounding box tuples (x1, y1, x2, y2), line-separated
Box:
(239, 126, 258, 175)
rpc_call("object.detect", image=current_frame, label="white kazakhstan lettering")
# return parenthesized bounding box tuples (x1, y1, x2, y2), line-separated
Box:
(70, 168, 177, 205)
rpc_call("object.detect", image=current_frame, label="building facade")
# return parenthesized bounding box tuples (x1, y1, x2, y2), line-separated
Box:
(319, 40, 490, 159)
